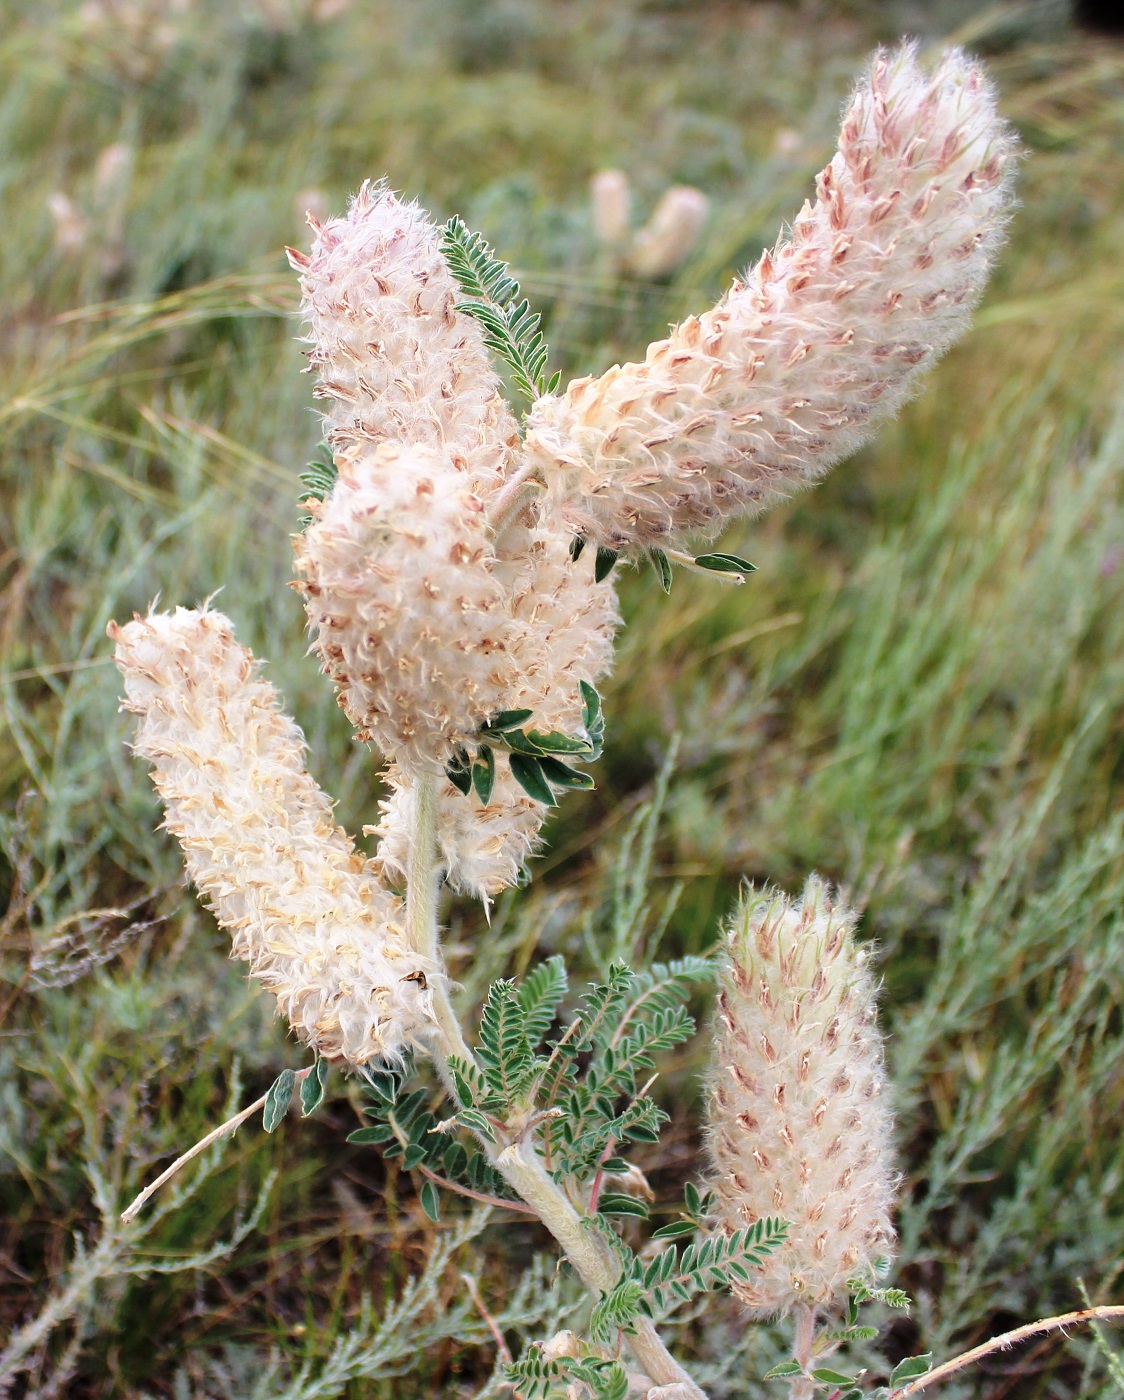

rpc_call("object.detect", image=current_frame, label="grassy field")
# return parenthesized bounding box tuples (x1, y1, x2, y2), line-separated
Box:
(1, 0, 1123, 1395)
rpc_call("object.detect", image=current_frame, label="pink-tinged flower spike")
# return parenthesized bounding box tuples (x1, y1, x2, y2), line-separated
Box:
(293, 440, 517, 773)
(705, 877, 897, 1317)
(109, 606, 436, 1067)
(374, 512, 620, 899)
(525, 44, 1017, 553)
(288, 180, 520, 495)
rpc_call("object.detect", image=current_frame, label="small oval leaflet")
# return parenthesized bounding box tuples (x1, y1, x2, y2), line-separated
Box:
(889, 1355, 933, 1386)
(263, 1068, 296, 1133)
(693, 551, 758, 578)
(300, 1058, 330, 1117)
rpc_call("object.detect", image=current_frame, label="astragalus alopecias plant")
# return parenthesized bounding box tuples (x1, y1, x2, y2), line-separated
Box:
(110, 44, 1016, 1400)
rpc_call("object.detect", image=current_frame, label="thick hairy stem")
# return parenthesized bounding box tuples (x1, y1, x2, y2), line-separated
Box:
(406, 776, 707, 1398)
(791, 1304, 816, 1400)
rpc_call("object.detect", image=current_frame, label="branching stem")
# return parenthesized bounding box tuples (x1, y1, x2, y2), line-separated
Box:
(887, 1306, 1124, 1398)
(406, 772, 708, 1398)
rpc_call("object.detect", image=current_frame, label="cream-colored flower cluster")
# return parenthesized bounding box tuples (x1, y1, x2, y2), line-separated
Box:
(293, 178, 620, 898)
(705, 878, 897, 1316)
(293, 440, 516, 772)
(110, 606, 435, 1066)
(286, 41, 1013, 899)
(527, 44, 1016, 551)
(287, 179, 518, 495)
(374, 522, 619, 898)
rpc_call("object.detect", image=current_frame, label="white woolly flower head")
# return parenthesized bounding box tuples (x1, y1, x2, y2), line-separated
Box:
(374, 507, 620, 900)
(294, 440, 517, 774)
(525, 43, 1018, 552)
(109, 605, 437, 1067)
(706, 876, 897, 1317)
(288, 179, 519, 495)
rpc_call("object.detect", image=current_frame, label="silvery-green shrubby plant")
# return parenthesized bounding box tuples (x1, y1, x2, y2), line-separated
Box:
(112, 45, 1015, 1399)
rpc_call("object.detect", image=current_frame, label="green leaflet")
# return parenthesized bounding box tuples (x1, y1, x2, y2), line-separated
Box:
(440, 216, 556, 405)
(297, 444, 337, 524)
(262, 1068, 296, 1133)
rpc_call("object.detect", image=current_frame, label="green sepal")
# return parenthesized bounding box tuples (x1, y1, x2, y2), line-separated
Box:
(569, 535, 586, 561)
(473, 746, 496, 805)
(595, 546, 619, 583)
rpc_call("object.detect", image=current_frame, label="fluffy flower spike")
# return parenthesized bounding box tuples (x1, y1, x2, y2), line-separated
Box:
(294, 441, 517, 772)
(288, 179, 519, 496)
(526, 44, 1017, 551)
(110, 605, 435, 1066)
(374, 508, 620, 899)
(706, 877, 897, 1316)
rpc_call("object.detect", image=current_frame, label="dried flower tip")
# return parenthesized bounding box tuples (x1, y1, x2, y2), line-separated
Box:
(110, 606, 436, 1066)
(294, 441, 517, 772)
(289, 179, 519, 495)
(705, 876, 897, 1316)
(374, 511, 619, 899)
(591, 169, 633, 247)
(627, 185, 709, 280)
(527, 44, 1017, 552)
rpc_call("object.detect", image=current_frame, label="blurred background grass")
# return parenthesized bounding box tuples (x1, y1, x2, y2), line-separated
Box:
(1, 0, 1123, 1395)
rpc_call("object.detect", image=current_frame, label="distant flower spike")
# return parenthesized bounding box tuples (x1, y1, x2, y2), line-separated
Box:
(288, 179, 519, 495)
(525, 45, 1018, 551)
(294, 441, 517, 773)
(627, 185, 710, 281)
(109, 606, 436, 1066)
(705, 877, 897, 1316)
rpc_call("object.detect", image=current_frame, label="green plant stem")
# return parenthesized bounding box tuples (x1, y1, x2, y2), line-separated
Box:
(405, 774, 441, 962)
(405, 773, 708, 1398)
